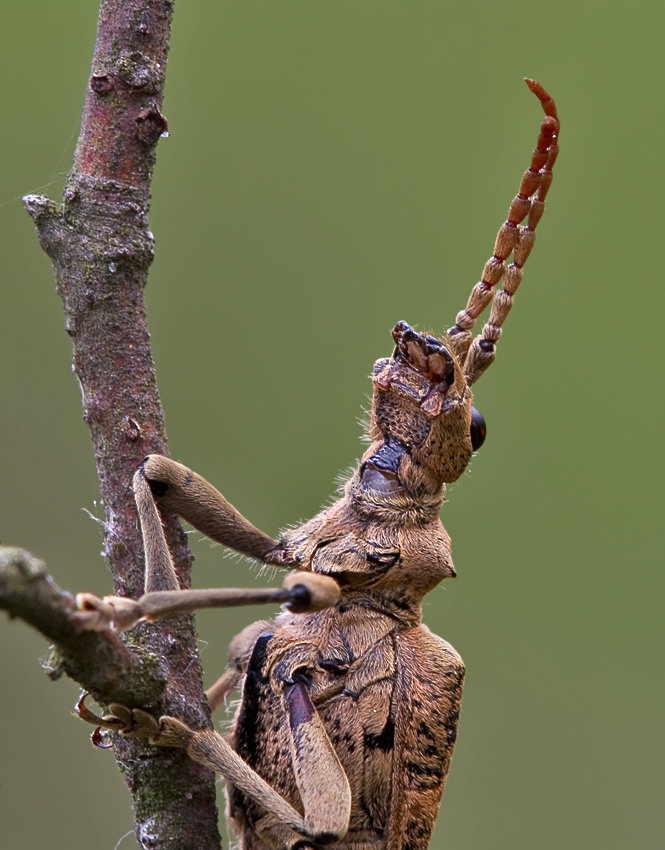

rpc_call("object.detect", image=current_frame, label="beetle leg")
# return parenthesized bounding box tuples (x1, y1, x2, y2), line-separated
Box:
(73, 572, 339, 632)
(282, 676, 352, 843)
(74, 694, 160, 748)
(150, 716, 308, 835)
(138, 455, 280, 561)
(205, 619, 273, 714)
(108, 649, 352, 844)
(252, 813, 319, 850)
(145, 686, 351, 847)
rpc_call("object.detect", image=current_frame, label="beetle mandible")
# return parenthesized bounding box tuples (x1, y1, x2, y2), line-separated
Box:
(75, 79, 559, 850)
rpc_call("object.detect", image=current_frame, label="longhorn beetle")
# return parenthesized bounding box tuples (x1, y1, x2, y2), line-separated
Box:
(74, 79, 559, 849)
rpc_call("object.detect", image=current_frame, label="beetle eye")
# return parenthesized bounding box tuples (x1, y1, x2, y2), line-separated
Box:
(470, 406, 487, 451)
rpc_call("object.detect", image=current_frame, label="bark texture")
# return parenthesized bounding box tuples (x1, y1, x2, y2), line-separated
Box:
(21, 1, 222, 847)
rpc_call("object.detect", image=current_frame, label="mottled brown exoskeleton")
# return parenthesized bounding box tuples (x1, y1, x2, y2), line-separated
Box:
(75, 80, 559, 849)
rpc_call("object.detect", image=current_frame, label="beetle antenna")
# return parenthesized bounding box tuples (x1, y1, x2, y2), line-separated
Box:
(448, 79, 560, 385)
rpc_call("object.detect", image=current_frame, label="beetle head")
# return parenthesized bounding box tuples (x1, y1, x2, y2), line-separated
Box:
(353, 321, 481, 512)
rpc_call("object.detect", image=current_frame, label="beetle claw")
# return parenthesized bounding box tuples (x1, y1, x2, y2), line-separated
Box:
(74, 693, 158, 747)
(91, 727, 113, 749)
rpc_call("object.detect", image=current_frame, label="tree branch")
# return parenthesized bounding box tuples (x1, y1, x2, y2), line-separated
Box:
(0, 546, 164, 705)
(21, 1, 221, 847)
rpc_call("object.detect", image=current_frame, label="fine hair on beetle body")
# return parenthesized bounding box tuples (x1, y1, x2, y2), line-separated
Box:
(74, 79, 559, 850)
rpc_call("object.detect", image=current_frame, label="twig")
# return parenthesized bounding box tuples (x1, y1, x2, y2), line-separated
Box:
(0, 546, 163, 706)
(21, 1, 221, 847)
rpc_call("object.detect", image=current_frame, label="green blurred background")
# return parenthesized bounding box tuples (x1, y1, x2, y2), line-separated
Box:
(1, 1, 662, 848)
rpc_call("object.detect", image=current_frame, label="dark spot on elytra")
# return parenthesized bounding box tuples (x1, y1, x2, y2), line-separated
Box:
(407, 822, 429, 839)
(417, 721, 436, 741)
(364, 716, 394, 752)
(406, 761, 434, 777)
(405, 761, 444, 787)
(183, 471, 193, 487)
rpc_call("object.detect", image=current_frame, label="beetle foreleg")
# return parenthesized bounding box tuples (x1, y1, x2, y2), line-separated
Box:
(283, 676, 351, 843)
(139, 455, 279, 561)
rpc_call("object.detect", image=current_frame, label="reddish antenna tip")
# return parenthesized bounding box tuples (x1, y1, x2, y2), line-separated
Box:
(524, 78, 558, 121)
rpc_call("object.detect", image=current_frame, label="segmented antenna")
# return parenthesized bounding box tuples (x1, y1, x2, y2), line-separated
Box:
(448, 79, 560, 385)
